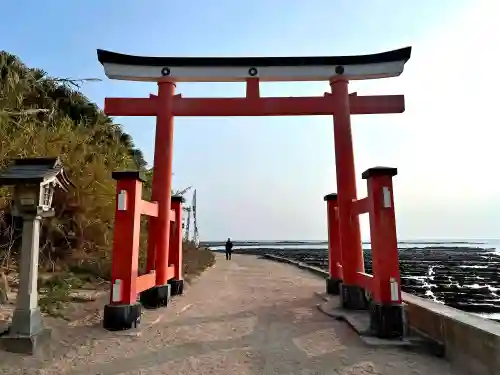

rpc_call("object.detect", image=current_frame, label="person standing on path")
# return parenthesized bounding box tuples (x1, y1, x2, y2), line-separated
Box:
(225, 238, 233, 260)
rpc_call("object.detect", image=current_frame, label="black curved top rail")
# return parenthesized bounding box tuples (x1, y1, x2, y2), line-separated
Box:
(97, 47, 412, 68)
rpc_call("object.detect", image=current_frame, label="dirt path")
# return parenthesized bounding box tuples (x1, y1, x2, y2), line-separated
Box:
(0, 254, 460, 374)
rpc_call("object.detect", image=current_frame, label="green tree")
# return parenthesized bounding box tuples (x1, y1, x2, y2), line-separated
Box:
(0, 50, 150, 274)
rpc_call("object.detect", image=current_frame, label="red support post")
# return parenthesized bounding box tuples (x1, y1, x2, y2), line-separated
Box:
(324, 193, 342, 295)
(103, 171, 144, 331)
(330, 79, 366, 309)
(146, 214, 156, 273)
(362, 166, 404, 338)
(246, 78, 260, 99)
(168, 196, 184, 296)
(148, 81, 176, 285)
(142, 81, 177, 309)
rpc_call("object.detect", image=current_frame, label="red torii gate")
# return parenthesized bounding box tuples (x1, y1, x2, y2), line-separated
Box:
(97, 47, 411, 335)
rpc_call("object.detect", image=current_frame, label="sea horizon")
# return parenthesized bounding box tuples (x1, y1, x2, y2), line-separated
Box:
(202, 238, 500, 253)
(201, 238, 500, 243)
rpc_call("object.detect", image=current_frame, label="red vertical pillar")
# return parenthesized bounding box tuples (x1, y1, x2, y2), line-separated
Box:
(363, 166, 403, 338)
(148, 81, 176, 287)
(324, 193, 342, 295)
(330, 79, 366, 309)
(169, 196, 184, 296)
(140, 82, 176, 309)
(103, 171, 144, 331)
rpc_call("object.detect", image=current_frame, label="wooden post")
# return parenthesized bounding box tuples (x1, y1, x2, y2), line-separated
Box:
(168, 196, 184, 295)
(324, 193, 342, 294)
(363, 166, 403, 338)
(103, 171, 144, 331)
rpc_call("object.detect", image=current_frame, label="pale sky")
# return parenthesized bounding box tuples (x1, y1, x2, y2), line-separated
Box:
(2, 1, 499, 241)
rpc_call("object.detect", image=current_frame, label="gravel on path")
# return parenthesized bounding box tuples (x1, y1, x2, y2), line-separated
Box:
(0, 254, 462, 375)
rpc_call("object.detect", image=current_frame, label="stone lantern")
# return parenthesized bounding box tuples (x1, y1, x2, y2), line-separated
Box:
(0, 157, 72, 354)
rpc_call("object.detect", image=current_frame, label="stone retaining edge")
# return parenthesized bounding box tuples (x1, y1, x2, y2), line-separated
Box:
(261, 254, 329, 278)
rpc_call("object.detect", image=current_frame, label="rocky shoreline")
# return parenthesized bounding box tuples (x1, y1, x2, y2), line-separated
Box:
(223, 246, 500, 319)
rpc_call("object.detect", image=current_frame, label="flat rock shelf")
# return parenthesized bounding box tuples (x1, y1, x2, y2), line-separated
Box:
(223, 246, 500, 320)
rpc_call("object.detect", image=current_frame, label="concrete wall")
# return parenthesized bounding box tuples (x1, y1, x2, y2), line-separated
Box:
(403, 292, 500, 375)
(263, 254, 500, 375)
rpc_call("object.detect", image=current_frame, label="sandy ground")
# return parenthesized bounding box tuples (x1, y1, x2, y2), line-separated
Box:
(0, 254, 462, 375)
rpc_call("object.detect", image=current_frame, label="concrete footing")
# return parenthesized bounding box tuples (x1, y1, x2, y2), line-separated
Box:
(140, 283, 171, 309)
(168, 279, 184, 296)
(340, 283, 368, 310)
(103, 303, 141, 331)
(316, 293, 423, 348)
(10, 307, 44, 336)
(369, 302, 405, 339)
(0, 328, 51, 355)
(0, 306, 52, 355)
(326, 277, 341, 295)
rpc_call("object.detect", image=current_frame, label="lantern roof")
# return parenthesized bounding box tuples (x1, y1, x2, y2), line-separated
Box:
(0, 157, 73, 191)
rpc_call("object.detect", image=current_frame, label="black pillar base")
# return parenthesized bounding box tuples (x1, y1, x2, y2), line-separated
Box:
(169, 279, 184, 296)
(340, 283, 368, 310)
(326, 277, 341, 295)
(140, 283, 171, 309)
(103, 303, 141, 331)
(369, 302, 405, 339)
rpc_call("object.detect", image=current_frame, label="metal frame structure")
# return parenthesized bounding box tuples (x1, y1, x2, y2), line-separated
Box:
(183, 189, 198, 245)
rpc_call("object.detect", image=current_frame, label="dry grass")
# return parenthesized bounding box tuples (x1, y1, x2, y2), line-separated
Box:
(183, 245, 216, 284)
(0, 242, 215, 319)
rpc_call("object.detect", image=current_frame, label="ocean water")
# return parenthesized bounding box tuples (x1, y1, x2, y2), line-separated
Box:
(207, 239, 500, 321)
(209, 239, 500, 252)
